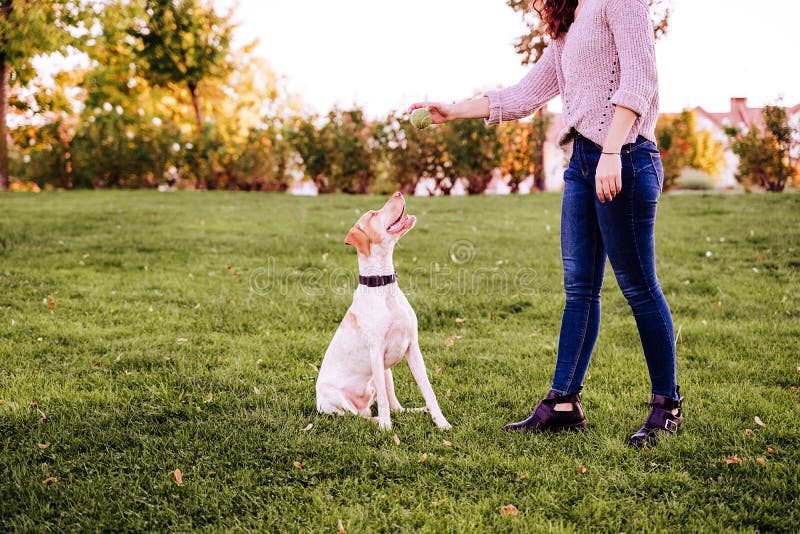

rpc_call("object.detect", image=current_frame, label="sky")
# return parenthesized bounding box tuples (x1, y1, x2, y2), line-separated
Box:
(220, 0, 800, 118)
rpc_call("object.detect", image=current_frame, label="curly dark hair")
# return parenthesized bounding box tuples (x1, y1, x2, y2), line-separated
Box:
(533, 0, 581, 40)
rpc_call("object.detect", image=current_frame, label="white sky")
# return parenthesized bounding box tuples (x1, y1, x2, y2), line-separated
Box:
(222, 0, 800, 118)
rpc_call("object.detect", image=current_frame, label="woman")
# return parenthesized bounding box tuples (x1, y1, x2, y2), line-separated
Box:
(408, 0, 682, 447)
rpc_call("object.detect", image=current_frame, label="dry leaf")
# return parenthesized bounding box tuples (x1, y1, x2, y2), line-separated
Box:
(292, 461, 303, 469)
(744, 429, 753, 436)
(29, 401, 38, 408)
(207, 469, 216, 476)
(392, 434, 401, 445)
(517, 473, 529, 480)
(767, 447, 776, 454)
(756, 457, 766, 465)
(431, 499, 446, 507)
(754, 416, 765, 427)
(299, 423, 313, 432)
(163, 356, 171, 361)
(455, 317, 465, 323)
(578, 465, 587, 474)
(442, 440, 452, 447)
(0, 399, 5, 405)
(435, 365, 442, 374)
(37, 443, 49, 449)
(418, 453, 427, 463)
(48, 300, 56, 309)
(308, 362, 319, 372)
(256, 358, 263, 365)
(724, 456, 742, 465)
(500, 504, 519, 517)
(205, 392, 213, 403)
(338, 519, 345, 533)
(446, 388, 451, 397)
(42, 477, 57, 485)
(445, 338, 454, 347)
(253, 386, 261, 395)
(37, 408, 47, 420)
(790, 386, 798, 392)
(176, 337, 188, 344)
(174, 469, 183, 486)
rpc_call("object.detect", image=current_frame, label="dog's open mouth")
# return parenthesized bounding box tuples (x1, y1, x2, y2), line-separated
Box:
(387, 205, 410, 234)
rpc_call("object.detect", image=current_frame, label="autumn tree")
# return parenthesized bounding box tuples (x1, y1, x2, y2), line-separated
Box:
(726, 105, 797, 192)
(506, 0, 672, 65)
(0, 0, 80, 190)
(655, 109, 725, 190)
(133, 0, 234, 133)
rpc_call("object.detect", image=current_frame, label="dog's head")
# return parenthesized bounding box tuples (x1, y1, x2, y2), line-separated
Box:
(344, 192, 416, 257)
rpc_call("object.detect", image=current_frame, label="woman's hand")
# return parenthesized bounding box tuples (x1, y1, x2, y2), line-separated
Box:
(595, 153, 622, 203)
(407, 101, 456, 124)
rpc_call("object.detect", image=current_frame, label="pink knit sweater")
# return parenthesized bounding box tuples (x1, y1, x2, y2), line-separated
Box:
(485, 0, 659, 149)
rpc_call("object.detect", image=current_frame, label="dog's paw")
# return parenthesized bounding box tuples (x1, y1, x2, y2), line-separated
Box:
(436, 420, 452, 431)
(376, 418, 392, 431)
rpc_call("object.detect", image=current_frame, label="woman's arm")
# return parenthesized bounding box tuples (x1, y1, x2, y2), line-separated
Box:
(408, 43, 558, 125)
(596, 0, 658, 203)
(596, 105, 637, 203)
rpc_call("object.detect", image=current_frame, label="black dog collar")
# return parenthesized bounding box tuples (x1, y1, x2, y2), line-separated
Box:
(358, 273, 397, 287)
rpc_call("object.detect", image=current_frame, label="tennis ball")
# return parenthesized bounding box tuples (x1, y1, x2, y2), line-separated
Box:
(410, 108, 433, 129)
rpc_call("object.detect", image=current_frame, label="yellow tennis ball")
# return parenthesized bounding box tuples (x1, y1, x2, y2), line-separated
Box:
(410, 108, 433, 129)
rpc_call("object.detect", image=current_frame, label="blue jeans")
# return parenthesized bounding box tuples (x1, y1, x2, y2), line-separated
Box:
(551, 132, 678, 399)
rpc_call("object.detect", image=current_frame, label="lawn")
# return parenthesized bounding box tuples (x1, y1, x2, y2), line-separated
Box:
(0, 191, 798, 532)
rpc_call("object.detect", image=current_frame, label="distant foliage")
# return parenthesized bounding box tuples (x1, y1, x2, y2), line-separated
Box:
(655, 110, 725, 190)
(726, 105, 797, 192)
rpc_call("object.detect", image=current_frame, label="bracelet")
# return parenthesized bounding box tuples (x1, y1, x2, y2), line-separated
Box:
(602, 151, 620, 155)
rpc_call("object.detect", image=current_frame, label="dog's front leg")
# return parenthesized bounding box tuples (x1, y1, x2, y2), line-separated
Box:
(369, 342, 392, 430)
(407, 340, 452, 430)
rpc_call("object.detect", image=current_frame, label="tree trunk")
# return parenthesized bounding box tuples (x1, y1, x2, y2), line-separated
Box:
(188, 81, 202, 132)
(0, 56, 9, 191)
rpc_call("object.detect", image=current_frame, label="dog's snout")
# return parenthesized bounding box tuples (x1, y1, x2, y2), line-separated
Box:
(392, 192, 403, 199)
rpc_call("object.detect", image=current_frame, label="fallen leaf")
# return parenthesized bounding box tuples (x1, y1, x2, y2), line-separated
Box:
(754, 416, 765, 427)
(253, 386, 261, 395)
(744, 429, 753, 436)
(338, 519, 345, 533)
(431, 499, 446, 507)
(176, 337, 188, 344)
(455, 317, 465, 323)
(308, 362, 319, 372)
(42, 477, 57, 485)
(299, 423, 313, 432)
(205, 392, 213, 403)
(37, 408, 47, 420)
(292, 461, 303, 469)
(445, 338, 454, 347)
(174, 469, 183, 486)
(500, 504, 519, 517)
(392, 434, 401, 445)
(418, 453, 427, 463)
(578, 465, 587, 474)
(790, 386, 798, 392)
(29, 401, 38, 408)
(163, 356, 171, 361)
(446, 388, 451, 397)
(435, 365, 442, 374)
(37, 443, 49, 449)
(48, 300, 56, 309)
(0, 399, 5, 405)
(724, 456, 742, 465)
(442, 440, 452, 447)
(767, 447, 776, 454)
(756, 457, 766, 465)
(517, 473, 529, 480)
(256, 358, 263, 365)
(207, 469, 216, 476)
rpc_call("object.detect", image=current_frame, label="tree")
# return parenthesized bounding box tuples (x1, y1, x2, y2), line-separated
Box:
(655, 109, 725, 190)
(726, 105, 797, 192)
(506, 0, 672, 65)
(0, 0, 79, 190)
(133, 0, 234, 133)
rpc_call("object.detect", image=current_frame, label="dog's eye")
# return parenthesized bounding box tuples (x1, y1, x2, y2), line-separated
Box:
(370, 212, 378, 217)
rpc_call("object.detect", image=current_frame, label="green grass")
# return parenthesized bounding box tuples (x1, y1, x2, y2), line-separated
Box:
(1, 191, 798, 532)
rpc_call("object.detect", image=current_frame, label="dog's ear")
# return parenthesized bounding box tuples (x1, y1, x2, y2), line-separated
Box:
(345, 225, 370, 256)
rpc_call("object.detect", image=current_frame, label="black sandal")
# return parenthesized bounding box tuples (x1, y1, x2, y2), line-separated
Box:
(503, 389, 586, 432)
(628, 392, 684, 447)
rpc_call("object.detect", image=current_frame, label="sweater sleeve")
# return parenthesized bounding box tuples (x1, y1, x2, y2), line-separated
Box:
(484, 44, 559, 125)
(605, 0, 658, 116)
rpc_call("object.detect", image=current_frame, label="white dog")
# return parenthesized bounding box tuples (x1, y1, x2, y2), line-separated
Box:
(315, 192, 451, 430)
